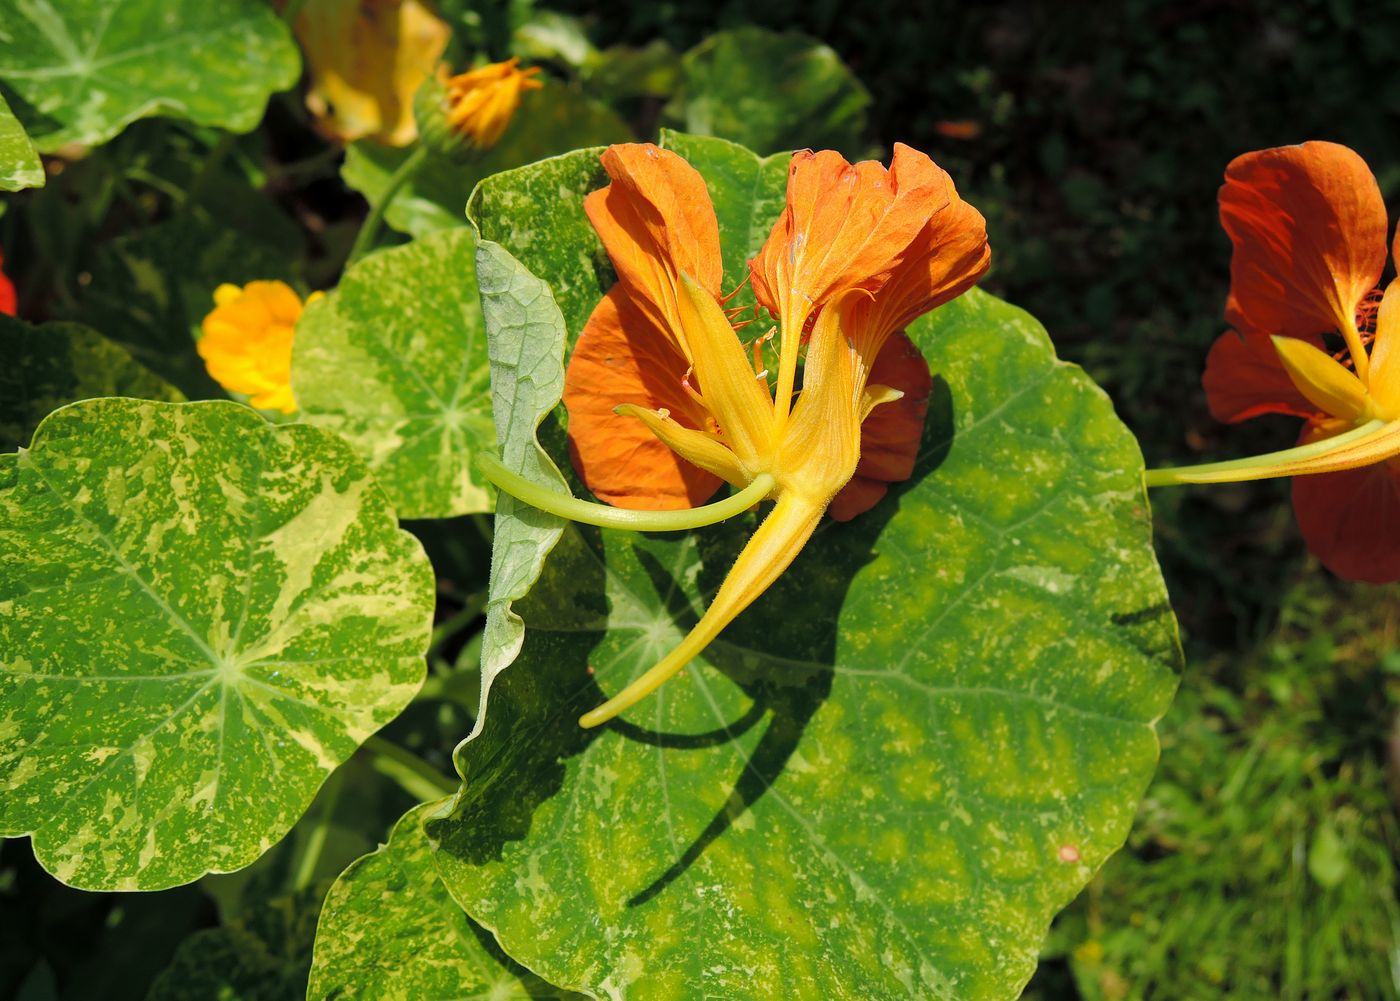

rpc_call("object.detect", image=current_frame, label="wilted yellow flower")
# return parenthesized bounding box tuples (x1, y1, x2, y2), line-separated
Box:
(294, 0, 451, 147)
(198, 282, 322, 415)
(438, 57, 543, 149)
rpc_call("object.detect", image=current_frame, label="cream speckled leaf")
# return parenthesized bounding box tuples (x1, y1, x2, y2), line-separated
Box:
(340, 81, 630, 239)
(308, 801, 585, 1001)
(293, 229, 492, 519)
(0, 0, 299, 152)
(0, 91, 42, 190)
(464, 240, 570, 744)
(0, 398, 435, 891)
(1, 314, 184, 451)
(426, 133, 1182, 999)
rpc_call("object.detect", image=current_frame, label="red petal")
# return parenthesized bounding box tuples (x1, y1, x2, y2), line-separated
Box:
(1220, 142, 1386, 339)
(562, 286, 723, 510)
(829, 330, 932, 521)
(0, 248, 15, 317)
(1202, 328, 1323, 422)
(1291, 457, 1400, 583)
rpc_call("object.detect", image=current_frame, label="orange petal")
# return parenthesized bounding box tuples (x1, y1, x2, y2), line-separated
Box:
(584, 144, 724, 355)
(1219, 141, 1386, 340)
(829, 330, 933, 521)
(1291, 448, 1400, 583)
(858, 173, 990, 350)
(749, 143, 950, 332)
(1202, 328, 1323, 422)
(562, 286, 722, 510)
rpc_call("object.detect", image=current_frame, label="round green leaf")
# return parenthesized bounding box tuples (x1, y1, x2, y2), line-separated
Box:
(341, 81, 630, 240)
(309, 801, 585, 1001)
(1, 314, 184, 452)
(292, 229, 494, 519)
(0, 399, 435, 891)
(0, 0, 299, 152)
(0, 91, 43, 190)
(663, 27, 872, 156)
(428, 135, 1181, 999)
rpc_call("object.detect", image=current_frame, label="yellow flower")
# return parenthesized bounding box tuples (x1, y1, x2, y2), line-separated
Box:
(437, 57, 543, 149)
(293, 0, 451, 147)
(198, 282, 321, 415)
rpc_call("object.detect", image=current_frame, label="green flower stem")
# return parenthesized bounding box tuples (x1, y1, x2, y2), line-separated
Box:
(1144, 419, 1386, 486)
(478, 453, 776, 531)
(291, 764, 345, 891)
(346, 145, 429, 265)
(363, 735, 458, 801)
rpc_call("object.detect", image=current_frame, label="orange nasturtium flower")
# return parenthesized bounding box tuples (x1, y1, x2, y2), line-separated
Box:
(198, 282, 322, 415)
(0, 248, 15, 317)
(292, 0, 451, 147)
(432, 58, 543, 150)
(557, 143, 989, 725)
(1168, 141, 1400, 582)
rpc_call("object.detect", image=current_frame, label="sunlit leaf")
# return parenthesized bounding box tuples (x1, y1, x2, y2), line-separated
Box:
(293, 228, 493, 519)
(1, 314, 183, 452)
(0, 399, 435, 891)
(308, 801, 583, 1000)
(340, 81, 629, 239)
(0, 91, 42, 190)
(463, 239, 570, 742)
(663, 27, 872, 156)
(426, 133, 1181, 1000)
(0, 0, 299, 152)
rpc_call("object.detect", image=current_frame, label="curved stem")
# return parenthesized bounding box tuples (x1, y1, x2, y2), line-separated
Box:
(1144, 418, 1393, 486)
(363, 734, 458, 800)
(347, 145, 429, 265)
(292, 764, 345, 891)
(478, 453, 775, 532)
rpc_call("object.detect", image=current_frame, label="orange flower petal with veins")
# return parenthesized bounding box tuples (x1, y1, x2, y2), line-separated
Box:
(749, 143, 949, 333)
(563, 287, 723, 510)
(1202, 328, 1324, 422)
(1220, 141, 1386, 340)
(584, 144, 724, 353)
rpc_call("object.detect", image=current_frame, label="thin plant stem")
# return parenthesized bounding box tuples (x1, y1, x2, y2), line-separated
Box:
(478, 453, 775, 532)
(292, 764, 345, 891)
(1144, 418, 1390, 486)
(346, 145, 429, 265)
(363, 734, 458, 801)
(186, 132, 237, 205)
(428, 592, 487, 658)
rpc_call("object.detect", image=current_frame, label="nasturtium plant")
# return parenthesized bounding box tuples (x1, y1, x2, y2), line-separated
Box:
(663, 27, 873, 156)
(0, 398, 435, 891)
(341, 81, 630, 239)
(0, 314, 183, 451)
(309, 801, 584, 1000)
(0, 92, 43, 191)
(427, 132, 1181, 999)
(0, 0, 299, 152)
(293, 228, 494, 519)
